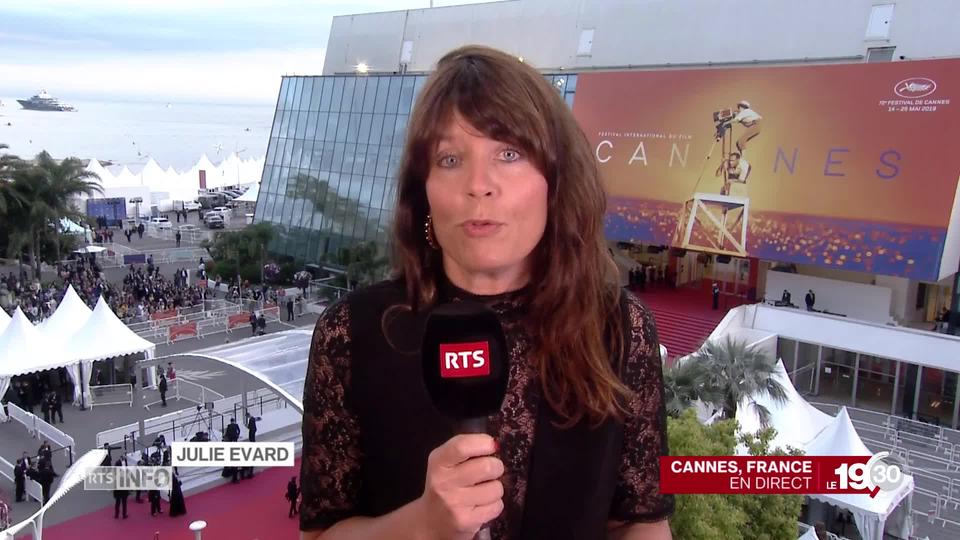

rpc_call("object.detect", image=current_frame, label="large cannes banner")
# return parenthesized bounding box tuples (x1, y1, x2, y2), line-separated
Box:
(573, 59, 960, 280)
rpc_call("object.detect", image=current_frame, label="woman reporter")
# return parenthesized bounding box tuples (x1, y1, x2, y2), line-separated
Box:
(300, 45, 673, 539)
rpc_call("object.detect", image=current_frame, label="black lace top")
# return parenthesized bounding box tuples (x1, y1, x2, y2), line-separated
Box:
(299, 279, 673, 538)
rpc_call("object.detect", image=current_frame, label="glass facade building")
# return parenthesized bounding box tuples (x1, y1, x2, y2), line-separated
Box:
(255, 73, 577, 262)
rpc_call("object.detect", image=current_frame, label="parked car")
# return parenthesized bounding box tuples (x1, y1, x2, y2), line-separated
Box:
(212, 206, 232, 218)
(204, 214, 225, 229)
(178, 224, 198, 232)
(148, 216, 172, 230)
(183, 201, 201, 211)
(224, 189, 245, 198)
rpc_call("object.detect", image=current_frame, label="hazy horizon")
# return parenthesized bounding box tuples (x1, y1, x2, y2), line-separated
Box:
(0, 0, 494, 105)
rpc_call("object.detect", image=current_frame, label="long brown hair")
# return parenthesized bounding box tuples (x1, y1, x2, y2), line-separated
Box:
(392, 45, 630, 426)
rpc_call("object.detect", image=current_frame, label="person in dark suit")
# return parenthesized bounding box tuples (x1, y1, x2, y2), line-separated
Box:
(287, 297, 295, 321)
(712, 282, 720, 310)
(38, 441, 53, 465)
(41, 394, 51, 423)
(52, 391, 64, 424)
(135, 452, 148, 503)
(286, 477, 300, 518)
(36, 457, 57, 504)
(158, 375, 168, 407)
(224, 418, 241, 483)
(113, 458, 129, 519)
(781, 289, 791, 305)
(148, 488, 163, 516)
(14, 453, 31, 502)
(246, 413, 258, 442)
(805, 289, 816, 311)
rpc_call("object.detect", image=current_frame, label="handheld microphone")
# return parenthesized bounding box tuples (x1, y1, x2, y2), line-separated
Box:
(422, 300, 509, 540)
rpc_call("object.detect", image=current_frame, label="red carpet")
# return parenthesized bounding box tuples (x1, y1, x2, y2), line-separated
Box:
(42, 462, 301, 540)
(631, 283, 742, 361)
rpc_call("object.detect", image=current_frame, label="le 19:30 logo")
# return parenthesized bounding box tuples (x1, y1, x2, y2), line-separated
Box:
(832, 452, 905, 498)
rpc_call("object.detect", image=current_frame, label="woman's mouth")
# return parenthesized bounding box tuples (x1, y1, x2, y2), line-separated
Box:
(461, 220, 503, 238)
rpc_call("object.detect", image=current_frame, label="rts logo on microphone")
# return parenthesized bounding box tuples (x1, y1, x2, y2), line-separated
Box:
(439, 341, 490, 378)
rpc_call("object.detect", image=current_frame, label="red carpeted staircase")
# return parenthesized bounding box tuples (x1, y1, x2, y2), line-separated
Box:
(647, 308, 720, 360)
(630, 283, 737, 362)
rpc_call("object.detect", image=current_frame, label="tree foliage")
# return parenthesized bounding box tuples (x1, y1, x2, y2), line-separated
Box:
(667, 410, 804, 540)
(665, 336, 788, 425)
(203, 222, 277, 283)
(0, 146, 102, 277)
(332, 240, 389, 287)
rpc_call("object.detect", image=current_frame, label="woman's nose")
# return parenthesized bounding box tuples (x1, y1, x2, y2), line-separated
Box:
(465, 162, 495, 198)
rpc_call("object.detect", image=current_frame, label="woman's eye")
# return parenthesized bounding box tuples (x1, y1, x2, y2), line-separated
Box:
(437, 154, 459, 168)
(500, 149, 521, 162)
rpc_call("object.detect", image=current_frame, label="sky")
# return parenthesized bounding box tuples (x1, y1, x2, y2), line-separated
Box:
(0, 0, 492, 105)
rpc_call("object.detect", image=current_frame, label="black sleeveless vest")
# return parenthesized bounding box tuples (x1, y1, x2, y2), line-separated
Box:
(347, 280, 628, 539)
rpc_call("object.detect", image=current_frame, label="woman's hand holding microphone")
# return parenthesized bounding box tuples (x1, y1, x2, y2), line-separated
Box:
(417, 434, 504, 540)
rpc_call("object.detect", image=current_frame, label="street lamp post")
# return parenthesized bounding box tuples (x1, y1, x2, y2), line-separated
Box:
(130, 197, 143, 226)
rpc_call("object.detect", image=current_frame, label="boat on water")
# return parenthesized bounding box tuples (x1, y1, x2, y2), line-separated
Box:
(17, 90, 76, 112)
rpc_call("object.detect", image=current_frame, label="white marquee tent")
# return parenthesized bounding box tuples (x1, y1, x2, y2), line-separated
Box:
(39, 286, 91, 337)
(0, 292, 156, 413)
(804, 408, 914, 540)
(77, 154, 265, 217)
(0, 309, 65, 420)
(736, 360, 834, 451)
(736, 360, 914, 540)
(0, 308, 10, 336)
(39, 286, 94, 405)
(64, 297, 156, 407)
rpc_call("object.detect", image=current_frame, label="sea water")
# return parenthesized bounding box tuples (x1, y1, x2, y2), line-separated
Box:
(0, 96, 275, 171)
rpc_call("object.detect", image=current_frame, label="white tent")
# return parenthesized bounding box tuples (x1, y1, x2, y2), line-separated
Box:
(736, 359, 834, 451)
(805, 408, 914, 540)
(0, 308, 10, 336)
(0, 309, 66, 420)
(64, 297, 156, 406)
(234, 181, 260, 203)
(139, 158, 167, 187)
(59, 217, 85, 235)
(112, 166, 139, 186)
(39, 286, 93, 405)
(40, 286, 92, 336)
(83, 157, 114, 186)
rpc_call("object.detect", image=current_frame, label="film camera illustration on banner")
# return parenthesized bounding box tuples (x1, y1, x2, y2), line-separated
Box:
(673, 103, 761, 257)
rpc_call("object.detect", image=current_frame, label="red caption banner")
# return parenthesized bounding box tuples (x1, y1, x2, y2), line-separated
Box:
(660, 456, 905, 498)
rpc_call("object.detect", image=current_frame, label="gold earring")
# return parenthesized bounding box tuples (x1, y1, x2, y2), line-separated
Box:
(424, 214, 439, 250)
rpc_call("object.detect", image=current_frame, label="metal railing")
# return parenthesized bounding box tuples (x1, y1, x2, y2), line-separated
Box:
(0, 455, 42, 504)
(129, 301, 243, 344)
(142, 378, 224, 409)
(145, 225, 215, 245)
(90, 383, 133, 407)
(3, 402, 75, 466)
(96, 386, 282, 452)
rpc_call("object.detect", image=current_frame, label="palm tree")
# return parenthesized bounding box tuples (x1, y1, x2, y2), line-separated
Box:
(663, 357, 723, 418)
(34, 151, 102, 264)
(344, 241, 389, 288)
(9, 152, 102, 278)
(0, 143, 24, 214)
(687, 336, 789, 427)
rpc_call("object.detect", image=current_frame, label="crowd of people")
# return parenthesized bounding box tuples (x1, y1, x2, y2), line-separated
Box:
(0, 254, 210, 324)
